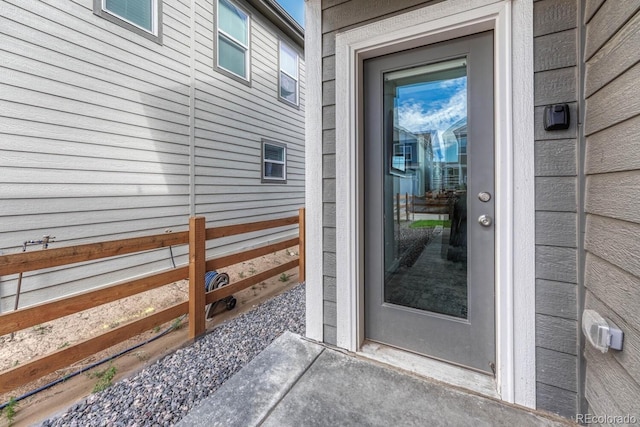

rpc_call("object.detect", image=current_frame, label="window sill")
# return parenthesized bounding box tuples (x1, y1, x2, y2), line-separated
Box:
(93, 2, 163, 45)
(215, 65, 252, 87)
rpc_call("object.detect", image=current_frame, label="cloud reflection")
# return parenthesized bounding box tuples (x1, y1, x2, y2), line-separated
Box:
(397, 77, 467, 134)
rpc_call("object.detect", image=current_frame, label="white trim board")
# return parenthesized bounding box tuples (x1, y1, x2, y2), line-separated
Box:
(333, 0, 535, 408)
(360, 342, 499, 399)
(304, 0, 323, 342)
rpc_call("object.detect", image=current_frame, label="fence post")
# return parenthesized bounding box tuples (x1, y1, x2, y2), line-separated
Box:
(412, 194, 415, 221)
(298, 208, 306, 283)
(405, 192, 409, 221)
(188, 216, 206, 339)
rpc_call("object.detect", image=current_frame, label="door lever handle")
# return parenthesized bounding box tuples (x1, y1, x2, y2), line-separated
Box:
(478, 215, 492, 227)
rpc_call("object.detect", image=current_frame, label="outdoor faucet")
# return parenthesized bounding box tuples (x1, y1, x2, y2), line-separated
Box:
(22, 235, 56, 252)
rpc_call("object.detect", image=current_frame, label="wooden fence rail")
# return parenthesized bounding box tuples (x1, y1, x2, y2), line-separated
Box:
(0, 209, 305, 393)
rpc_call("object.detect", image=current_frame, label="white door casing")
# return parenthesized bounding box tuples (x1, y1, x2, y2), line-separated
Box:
(327, 0, 536, 407)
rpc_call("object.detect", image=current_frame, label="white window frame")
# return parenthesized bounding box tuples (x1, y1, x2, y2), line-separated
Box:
(94, 0, 162, 43)
(216, 0, 251, 83)
(279, 40, 300, 107)
(262, 140, 287, 183)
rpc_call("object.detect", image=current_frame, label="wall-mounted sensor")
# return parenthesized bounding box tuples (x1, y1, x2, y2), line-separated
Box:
(543, 103, 570, 130)
(582, 309, 624, 353)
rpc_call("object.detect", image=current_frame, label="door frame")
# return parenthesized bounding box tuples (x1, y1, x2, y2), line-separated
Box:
(333, 0, 536, 407)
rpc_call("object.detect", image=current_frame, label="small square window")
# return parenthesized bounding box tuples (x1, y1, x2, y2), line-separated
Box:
(217, 0, 250, 81)
(262, 140, 287, 183)
(279, 41, 299, 106)
(94, 0, 162, 43)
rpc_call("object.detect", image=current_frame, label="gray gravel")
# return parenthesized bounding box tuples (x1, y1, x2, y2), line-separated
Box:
(40, 283, 306, 427)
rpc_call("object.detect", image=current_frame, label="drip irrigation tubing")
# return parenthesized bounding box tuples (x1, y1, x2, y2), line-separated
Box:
(0, 315, 186, 411)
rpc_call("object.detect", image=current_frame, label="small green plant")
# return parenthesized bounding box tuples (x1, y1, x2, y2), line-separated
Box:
(279, 273, 291, 283)
(153, 325, 161, 333)
(238, 271, 246, 279)
(251, 285, 258, 296)
(92, 365, 117, 393)
(171, 317, 184, 330)
(248, 267, 257, 275)
(12, 360, 19, 367)
(3, 396, 18, 425)
(58, 342, 69, 349)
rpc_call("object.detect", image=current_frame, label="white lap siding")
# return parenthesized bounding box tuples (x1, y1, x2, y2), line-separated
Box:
(0, 0, 304, 311)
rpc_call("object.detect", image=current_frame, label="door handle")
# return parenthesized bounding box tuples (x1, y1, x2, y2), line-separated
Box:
(478, 215, 492, 227)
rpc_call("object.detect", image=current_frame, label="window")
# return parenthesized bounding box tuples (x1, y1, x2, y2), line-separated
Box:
(217, 0, 250, 81)
(94, 0, 162, 43)
(262, 140, 287, 183)
(279, 41, 299, 106)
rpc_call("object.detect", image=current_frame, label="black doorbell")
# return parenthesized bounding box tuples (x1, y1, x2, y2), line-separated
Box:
(543, 103, 570, 131)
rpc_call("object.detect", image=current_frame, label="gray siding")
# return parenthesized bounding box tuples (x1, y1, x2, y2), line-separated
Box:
(319, 2, 584, 416)
(0, 0, 191, 310)
(533, 0, 580, 418)
(319, 0, 435, 345)
(193, 0, 305, 255)
(583, 0, 640, 418)
(0, 0, 304, 310)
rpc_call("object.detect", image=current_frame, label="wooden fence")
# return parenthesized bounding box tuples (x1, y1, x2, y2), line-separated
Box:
(0, 209, 305, 393)
(395, 193, 415, 224)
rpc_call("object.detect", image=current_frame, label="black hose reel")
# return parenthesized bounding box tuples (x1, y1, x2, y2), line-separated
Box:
(204, 271, 237, 319)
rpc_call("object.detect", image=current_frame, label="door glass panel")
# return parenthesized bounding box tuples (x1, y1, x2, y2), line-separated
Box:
(383, 58, 469, 319)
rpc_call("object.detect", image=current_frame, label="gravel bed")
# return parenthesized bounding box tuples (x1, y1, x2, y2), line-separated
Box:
(397, 225, 434, 267)
(41, 283, 306, 427)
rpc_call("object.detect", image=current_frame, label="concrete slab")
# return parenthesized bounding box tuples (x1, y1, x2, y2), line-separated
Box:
(177, 331, 324, 427)
(262, 349, 570, 427)
(178, 332, 574, 427)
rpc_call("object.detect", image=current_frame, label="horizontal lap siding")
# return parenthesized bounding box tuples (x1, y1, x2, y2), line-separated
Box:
(193, 0, 305, 254)
(0, 0, 191, 311)
(533, 0, 579, 418)
(583, 0, 640, 418)
(320, 1, 583, 416)
(0, 0, 305, 312)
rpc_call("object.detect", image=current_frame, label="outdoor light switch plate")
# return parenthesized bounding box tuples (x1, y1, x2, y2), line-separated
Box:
(543, 103, 570, 131)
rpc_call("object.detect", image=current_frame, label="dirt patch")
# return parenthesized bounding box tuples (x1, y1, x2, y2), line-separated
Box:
(0, 247, 299, 426)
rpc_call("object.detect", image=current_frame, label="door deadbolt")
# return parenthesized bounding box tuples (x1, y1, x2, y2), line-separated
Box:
(478, 215, 492, 227)
(478, 192, 491, 202)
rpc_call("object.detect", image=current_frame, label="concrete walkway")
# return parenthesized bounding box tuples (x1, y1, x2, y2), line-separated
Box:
(178, 332, 574, 427)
